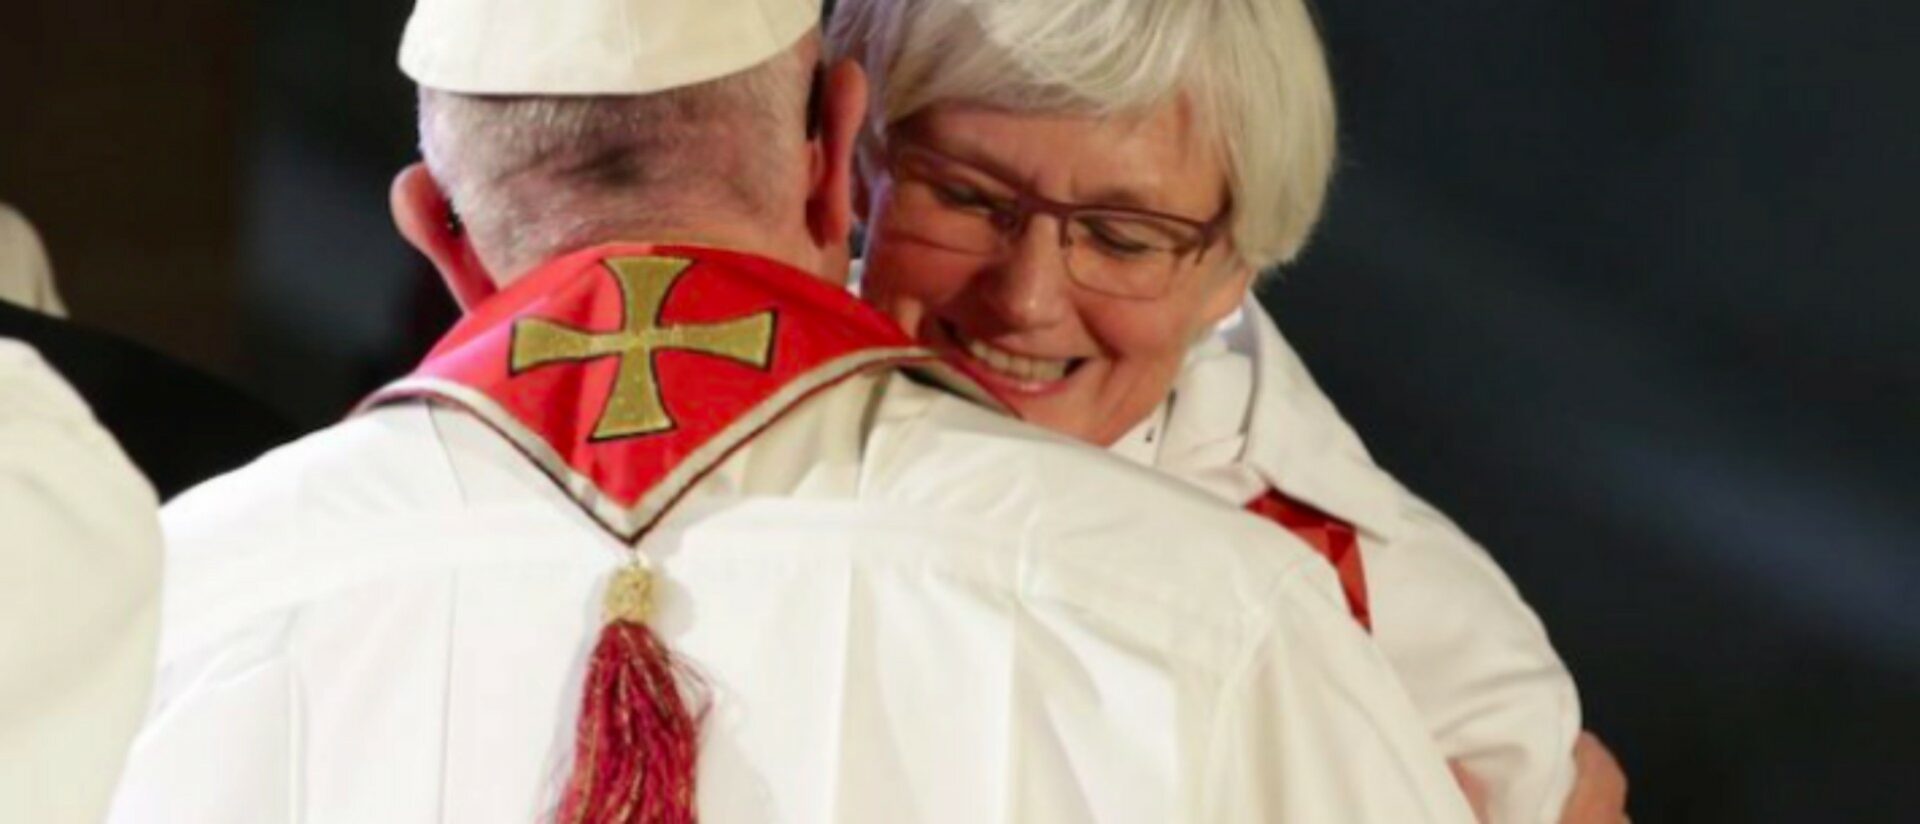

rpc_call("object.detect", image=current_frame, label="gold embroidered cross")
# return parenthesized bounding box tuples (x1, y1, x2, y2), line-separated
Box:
(510, 256, 775, 440)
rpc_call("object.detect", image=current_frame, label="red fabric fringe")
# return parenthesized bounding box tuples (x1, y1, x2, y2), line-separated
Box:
(556, 619, 704, 824)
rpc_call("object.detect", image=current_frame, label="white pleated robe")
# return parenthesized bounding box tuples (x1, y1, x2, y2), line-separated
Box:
(109, 370, 1477, 823)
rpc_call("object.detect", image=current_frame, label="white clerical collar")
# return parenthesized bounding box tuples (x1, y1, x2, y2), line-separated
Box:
(1150, 328, 1269, 504)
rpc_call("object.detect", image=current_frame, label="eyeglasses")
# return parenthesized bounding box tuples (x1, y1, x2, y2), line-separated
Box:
(880, 142, 1230, 300)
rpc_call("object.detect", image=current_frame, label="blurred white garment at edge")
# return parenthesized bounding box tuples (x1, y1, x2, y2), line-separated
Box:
(0, 339, 160, 821)
(0, 204, 68, 317)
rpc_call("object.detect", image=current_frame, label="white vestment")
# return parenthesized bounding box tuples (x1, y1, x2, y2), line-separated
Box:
(1113, 298, 1581, 824)
(110, 370, 1475, 823)
(0, 340, 160, 822)
(0, 205, 68, 317)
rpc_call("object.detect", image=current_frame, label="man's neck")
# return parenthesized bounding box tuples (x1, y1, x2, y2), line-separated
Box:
(631, 227, 827, 282)
(496, 222, 846, 290)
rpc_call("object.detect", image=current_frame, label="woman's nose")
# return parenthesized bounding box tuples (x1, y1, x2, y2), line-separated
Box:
(983, 215, 1074, 328)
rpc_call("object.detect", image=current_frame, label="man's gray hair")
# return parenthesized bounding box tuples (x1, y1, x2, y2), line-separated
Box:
(419, 45, 811, 277)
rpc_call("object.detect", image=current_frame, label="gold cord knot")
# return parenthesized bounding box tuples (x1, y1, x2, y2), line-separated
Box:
(603, 558, 656, 624)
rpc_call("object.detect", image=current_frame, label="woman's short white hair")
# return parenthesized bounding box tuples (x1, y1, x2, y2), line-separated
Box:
(829, 0, 1336, 272)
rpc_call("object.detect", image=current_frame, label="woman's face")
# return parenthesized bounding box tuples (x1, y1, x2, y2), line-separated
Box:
(861, 99, 1253, 446)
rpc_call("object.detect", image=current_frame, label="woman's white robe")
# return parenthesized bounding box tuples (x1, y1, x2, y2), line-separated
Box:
(1115, 299, 1581, 824)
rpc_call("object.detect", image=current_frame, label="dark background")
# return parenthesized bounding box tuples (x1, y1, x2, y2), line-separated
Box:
(2, 1, 1914, 820)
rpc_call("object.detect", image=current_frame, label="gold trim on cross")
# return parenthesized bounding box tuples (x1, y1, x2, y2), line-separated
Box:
(509, 256, 776, 440)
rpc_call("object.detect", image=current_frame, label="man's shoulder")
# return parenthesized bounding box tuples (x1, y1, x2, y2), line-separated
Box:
(870, 383, 1334, 639)
(155, 403, 597, 660)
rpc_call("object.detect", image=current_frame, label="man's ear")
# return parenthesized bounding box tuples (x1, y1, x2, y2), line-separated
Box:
(390, 162, 497, 312)
(806, 58, 870, 250)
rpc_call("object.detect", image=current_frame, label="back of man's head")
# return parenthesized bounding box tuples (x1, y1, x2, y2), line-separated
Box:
(418, 46, 813, 279)
(389, 0, 865, 303)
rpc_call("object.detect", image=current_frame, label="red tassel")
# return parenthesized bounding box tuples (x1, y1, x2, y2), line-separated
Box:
(557, 563, 704, 824)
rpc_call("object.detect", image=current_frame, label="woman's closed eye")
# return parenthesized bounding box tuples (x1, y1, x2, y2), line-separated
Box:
(1077, 216, 1161, 258)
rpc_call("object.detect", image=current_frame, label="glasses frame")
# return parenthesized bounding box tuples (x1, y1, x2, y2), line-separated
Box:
(884, 141, 1233, 299)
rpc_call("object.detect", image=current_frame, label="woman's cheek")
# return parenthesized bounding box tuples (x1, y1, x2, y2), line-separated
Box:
(1085, 301, 1188, 363)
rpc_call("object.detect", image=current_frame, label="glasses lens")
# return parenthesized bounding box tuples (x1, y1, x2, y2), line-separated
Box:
(1064, 211, 1199, 298)
(885, 154, 1009, 255)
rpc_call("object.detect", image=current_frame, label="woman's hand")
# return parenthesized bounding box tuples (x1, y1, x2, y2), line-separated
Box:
(1448, 761, 1491, 822)
(1558, 731, 1629, 824)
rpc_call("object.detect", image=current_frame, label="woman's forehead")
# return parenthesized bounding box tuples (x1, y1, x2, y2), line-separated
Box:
(898, 100, 1226, 211)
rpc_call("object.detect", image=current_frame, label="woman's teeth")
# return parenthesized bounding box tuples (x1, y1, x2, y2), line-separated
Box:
(964, 337, 1070, 382)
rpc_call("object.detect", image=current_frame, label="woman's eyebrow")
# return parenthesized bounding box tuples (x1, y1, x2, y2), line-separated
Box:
(1074, 185, 1157, 211)
(905, 127, 1182, 214)
(926, 140, 1028, 186)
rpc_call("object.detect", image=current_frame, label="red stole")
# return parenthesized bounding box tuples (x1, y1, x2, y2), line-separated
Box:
(363, 243, 949, 540)
(361, 243, 960, 823)
(1246, 489, 1372, 631)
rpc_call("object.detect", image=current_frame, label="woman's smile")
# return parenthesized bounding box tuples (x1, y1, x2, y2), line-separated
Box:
(929, 317, 1084, 395)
